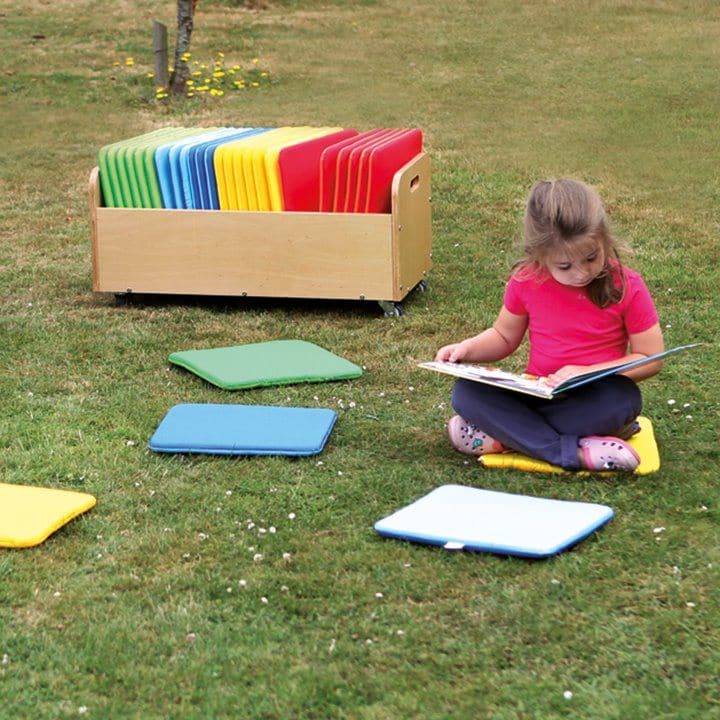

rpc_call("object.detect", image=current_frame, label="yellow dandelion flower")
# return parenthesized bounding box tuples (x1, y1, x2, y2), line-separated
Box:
(187, 92, 195, 97)
(261, 72, 268, 77)
(113, 60, 121, 67)
(251, 81, 259, 87)
(147, 72, 155, 79)
(186, 79, 194, 86)
(216, 89, 224, 97)
(125, 57, 135, 66)
(193, 70, 202, 77)
(213, 71, 225, 78)
(197, 85, 209, 92)
(233, 65, 240, 71)
(252, 58, 259, 64)
(217, 52, 225, 58)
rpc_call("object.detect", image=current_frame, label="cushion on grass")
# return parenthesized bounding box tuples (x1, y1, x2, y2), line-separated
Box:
(0, 483, 96, 549)
(149, 403, 337, 456)
(479, 416, 659, 475)
(374, 484, 614, 558)
(168, 339, 363, 390)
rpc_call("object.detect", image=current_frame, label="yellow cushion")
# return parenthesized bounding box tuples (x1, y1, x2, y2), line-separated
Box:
(0, 483, 96, 548)
(479, 416, 660, 475)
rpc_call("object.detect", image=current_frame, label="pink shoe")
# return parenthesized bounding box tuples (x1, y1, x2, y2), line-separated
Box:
(579, 435, 640, 472)
(448, 415, 505, 456)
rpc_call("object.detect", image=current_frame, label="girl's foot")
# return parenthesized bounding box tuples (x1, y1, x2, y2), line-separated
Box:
(578, 435, 640, 472)
(448, 415, 505, 456)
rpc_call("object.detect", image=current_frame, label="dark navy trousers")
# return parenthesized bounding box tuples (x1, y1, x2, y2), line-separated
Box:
(451, 375, 642, 470)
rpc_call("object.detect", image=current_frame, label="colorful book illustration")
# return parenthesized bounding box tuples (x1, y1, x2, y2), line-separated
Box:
(418, 343, 700, 399)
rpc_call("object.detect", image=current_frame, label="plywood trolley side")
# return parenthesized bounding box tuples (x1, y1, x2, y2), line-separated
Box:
(89, 166, 101, 292)
(391, 152, 432, 301)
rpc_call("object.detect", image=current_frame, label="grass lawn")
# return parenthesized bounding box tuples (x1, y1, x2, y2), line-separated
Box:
(1, 1, 719, 717)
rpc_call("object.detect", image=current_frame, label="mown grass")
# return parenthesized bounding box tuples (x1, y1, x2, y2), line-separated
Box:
(1, 1, 719, 718)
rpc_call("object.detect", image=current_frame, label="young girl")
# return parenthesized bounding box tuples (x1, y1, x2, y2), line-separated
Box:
(435, 178, 664, 472)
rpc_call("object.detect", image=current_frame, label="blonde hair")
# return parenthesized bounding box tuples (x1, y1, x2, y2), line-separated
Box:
(516, 178, 627, 307)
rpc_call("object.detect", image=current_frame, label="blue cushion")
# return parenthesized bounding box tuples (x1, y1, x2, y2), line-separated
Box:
(374, 484, 614, 558)
(194, 128, 270, 209)
(149, 403, 337, 456)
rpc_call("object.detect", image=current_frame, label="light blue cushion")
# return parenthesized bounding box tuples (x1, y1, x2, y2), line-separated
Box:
(149, 403, 337, 456)
(375, 485, 614, 558)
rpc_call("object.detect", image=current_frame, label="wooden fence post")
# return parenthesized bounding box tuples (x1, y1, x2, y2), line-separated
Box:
(152, 20, 169, 89)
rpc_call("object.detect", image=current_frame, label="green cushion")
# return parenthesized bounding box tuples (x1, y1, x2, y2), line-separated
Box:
(98, 127, 200, 208)
(168, 339, 363, 390)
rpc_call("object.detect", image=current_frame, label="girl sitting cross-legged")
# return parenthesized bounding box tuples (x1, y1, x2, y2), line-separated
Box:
(435, 178, 664, 472)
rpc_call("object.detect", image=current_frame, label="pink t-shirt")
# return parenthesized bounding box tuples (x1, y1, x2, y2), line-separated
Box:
(503, 264, 659, 376)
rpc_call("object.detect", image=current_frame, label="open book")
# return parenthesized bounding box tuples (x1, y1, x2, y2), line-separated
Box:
(418, 343, 700, 399)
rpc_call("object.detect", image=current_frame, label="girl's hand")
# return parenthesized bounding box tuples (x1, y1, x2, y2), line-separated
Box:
(435, 342, 466, 363)
(546, 365, 588, 387)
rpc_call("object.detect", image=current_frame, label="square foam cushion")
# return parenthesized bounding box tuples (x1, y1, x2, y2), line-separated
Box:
(0, 483, 96, 549)
(479, 416, 659, 475)
(149, 403, 337, 456)
(168, 339, 363, 390)
(374, 484, 614, 558)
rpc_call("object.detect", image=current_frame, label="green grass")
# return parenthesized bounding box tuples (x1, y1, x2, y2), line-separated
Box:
(1, 0, 719, 717)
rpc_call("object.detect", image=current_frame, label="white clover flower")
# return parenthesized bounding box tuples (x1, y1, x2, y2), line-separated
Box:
(563, 691, 573, 700)
(288, 512, 296, 520)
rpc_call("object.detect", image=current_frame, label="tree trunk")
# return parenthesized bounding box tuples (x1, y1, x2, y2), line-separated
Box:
(169, 0, 196, 95)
